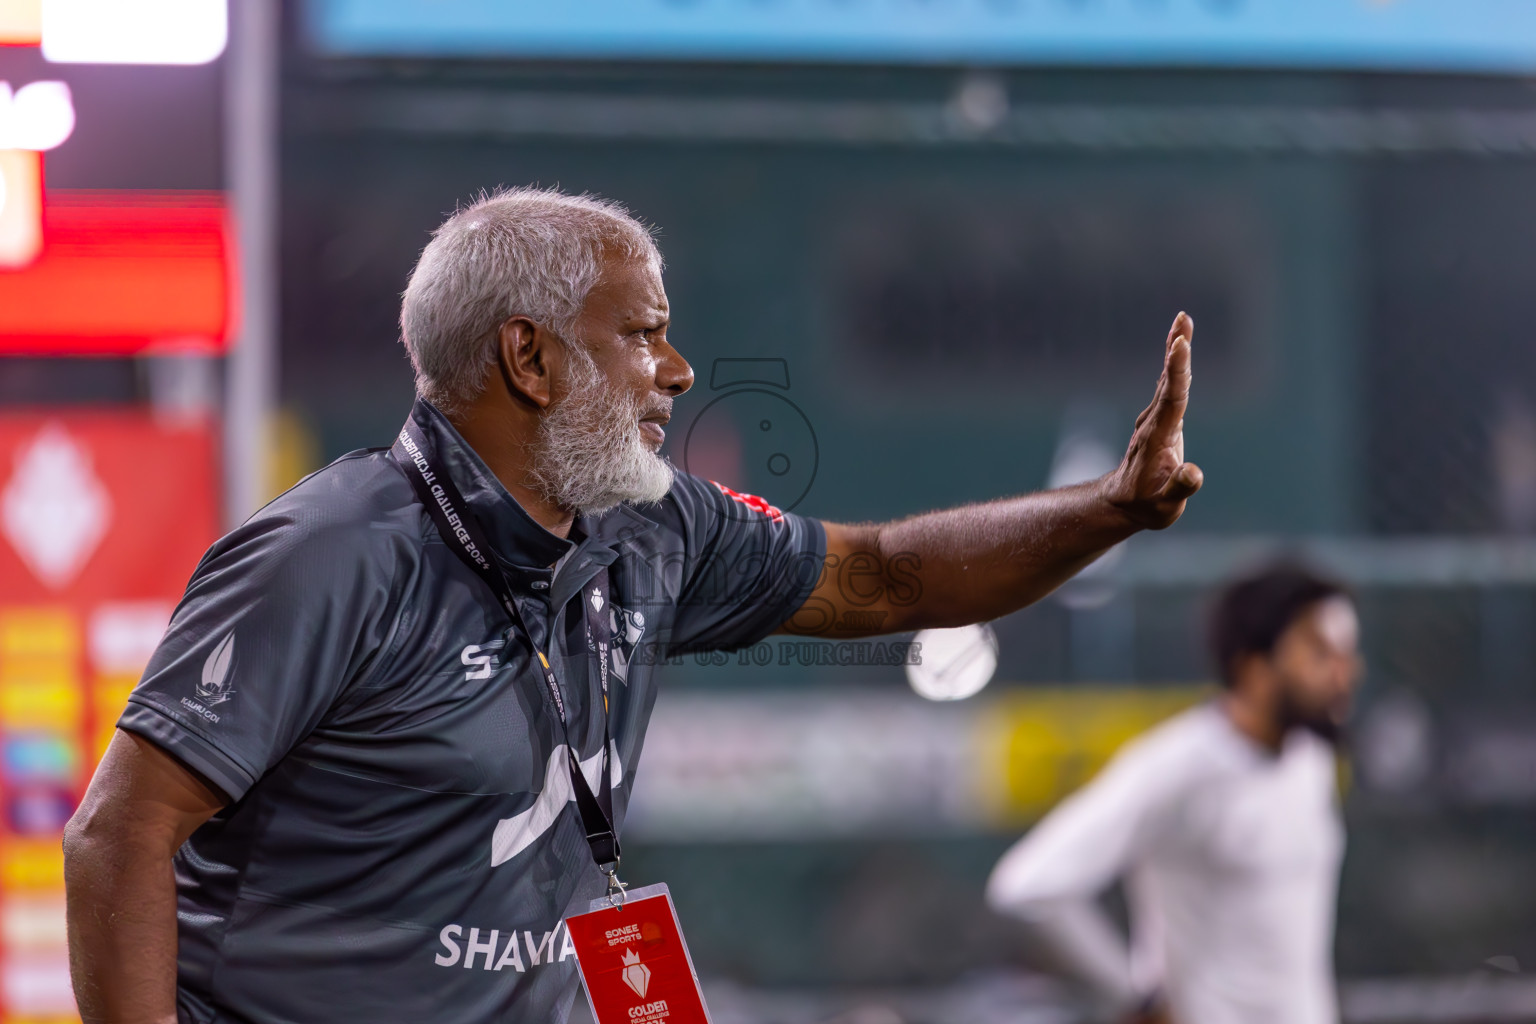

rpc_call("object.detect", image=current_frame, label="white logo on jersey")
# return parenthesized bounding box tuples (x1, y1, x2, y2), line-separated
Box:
(461, 640, 505, 681)
(432, 920, 577, 971)
(196, 632, 236, 706)
(608, 605, 646, 686)
(489, 742, 623, 867)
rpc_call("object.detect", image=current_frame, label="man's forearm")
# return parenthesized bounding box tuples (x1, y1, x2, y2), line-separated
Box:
(64, 824, 181, 1024)
(1008, 898, 1145, 1015)
(874, 478, 1135, 632)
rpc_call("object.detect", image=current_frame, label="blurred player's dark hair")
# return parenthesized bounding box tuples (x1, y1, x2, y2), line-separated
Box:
(1210, 563, 1350, 687)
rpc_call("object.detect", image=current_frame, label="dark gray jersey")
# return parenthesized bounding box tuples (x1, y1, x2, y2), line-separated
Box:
(120, 399, 824, 1024)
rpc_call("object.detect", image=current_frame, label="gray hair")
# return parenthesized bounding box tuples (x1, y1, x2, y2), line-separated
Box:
(400, 187, 661, 415)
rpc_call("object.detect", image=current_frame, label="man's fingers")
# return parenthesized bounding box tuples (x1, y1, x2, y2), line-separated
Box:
(1148, 320, 1193, 438)
(1136, 313, 1193, 433)
(1158, 461, 1204, 502)
(1165, 310, 1193, 352)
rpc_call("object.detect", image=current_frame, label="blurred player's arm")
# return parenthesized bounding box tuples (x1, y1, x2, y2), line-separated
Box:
(985, 743, 1173, 1020)
(783, 313, 1200, 638)
(64, 730, 226, 1024)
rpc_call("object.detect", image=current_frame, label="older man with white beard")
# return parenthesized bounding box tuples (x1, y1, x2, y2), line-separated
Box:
(63, 187, 1203, 1024)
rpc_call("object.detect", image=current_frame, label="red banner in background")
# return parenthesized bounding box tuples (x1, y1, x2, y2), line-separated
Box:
(0, 191, 235, 355)
(0, 409, 217, 1021)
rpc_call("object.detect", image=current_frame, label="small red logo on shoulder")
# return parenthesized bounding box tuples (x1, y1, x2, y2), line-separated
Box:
(711, 481, 784, 523)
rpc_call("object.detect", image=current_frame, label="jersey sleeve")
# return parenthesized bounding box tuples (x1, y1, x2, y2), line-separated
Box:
(117, 511, 404, 802)
(986, 730, 1187, 912)
(984, 732, 1191, 1012)
(661, 472, 825, 654)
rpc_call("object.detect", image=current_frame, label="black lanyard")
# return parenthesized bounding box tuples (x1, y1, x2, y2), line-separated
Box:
(392, 417, 621, 873)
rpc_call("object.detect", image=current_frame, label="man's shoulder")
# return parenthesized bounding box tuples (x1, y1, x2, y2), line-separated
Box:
(624, 471, 718, 520)
(1110, 703, 1230, 779)
(1284, 728, 1340, 776)
(590, 472, 727, 543)
(604, 471, 795, 538)
(262, 448, 413, 525)
(216, 448, 422, 568)
(1124, 702, 1326, 787)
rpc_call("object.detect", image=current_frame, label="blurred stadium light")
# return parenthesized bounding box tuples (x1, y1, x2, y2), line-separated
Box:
(41, 0, 227, 65)
(0, 150, 39, 267)
(0, 0, 39, 46)
(0, 79, 69, 269)
(0, 80, 72, 150)
(2, 0, 228, 62)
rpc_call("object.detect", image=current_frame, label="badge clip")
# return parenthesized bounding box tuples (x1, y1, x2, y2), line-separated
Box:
(605, 865, 629, 909)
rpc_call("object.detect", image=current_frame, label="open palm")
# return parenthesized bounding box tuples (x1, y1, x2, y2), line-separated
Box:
(1105, 311, 1203, 530)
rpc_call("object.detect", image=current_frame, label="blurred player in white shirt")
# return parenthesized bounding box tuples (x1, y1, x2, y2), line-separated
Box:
(986, 564, 1363, 1024)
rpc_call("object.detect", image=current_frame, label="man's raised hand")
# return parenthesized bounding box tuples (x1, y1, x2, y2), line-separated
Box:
(1102, 311, 1203, 531)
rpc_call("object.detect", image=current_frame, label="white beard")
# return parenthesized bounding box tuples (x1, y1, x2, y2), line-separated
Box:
(528, 345, 675, 518)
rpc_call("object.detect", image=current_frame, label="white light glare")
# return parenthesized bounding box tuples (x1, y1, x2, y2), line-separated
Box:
(42, 0, 228, 65)
(906, 623, 999, 702)
(0, 81, 76, 151)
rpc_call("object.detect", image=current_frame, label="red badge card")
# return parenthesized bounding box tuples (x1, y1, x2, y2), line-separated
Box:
(565, 883, 712, 1024)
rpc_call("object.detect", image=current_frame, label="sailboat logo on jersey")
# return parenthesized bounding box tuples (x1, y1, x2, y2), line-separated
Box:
(620, 948, 651, 998)
(196, 632, 236, 706)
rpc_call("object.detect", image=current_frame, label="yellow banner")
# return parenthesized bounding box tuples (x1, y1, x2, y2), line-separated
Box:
(2, 841, 65, 891)
(975, 686, 1206, 827)
(0, 610, 77, 659)
(0, 682, 81, 732)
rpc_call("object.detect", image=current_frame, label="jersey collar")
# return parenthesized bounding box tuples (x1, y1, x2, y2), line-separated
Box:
(409, 399, 574, 573)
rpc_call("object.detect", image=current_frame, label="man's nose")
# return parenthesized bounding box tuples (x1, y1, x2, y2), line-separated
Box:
(1336, 654, 1363, 691)
(657, 343, 694, 396)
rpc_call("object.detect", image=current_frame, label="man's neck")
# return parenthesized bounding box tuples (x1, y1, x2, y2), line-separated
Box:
(1220, 690, 1285, 754)
(449, 411, 575, 540)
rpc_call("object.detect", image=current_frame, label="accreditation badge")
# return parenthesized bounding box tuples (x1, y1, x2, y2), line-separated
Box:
(565, 883, 711, 1024)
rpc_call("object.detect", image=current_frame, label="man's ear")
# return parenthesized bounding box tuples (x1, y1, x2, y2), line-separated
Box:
(497, 317, 564, 409)
(1230, 651, 1276, 698)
